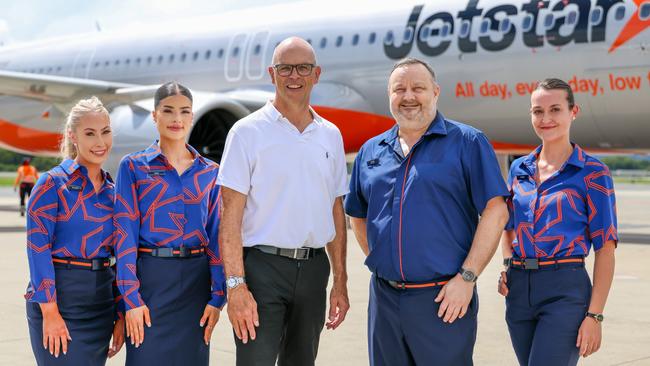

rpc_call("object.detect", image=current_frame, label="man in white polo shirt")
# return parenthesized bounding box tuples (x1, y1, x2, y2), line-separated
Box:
(217, 37, 350, 366)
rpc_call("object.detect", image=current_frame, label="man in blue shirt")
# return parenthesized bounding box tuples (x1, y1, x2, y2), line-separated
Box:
(345, 57, 509, 366)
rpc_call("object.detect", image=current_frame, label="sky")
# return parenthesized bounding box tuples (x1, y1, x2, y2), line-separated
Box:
(0, 0, 302, 43)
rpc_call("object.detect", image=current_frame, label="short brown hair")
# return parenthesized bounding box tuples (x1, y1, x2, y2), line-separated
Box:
(390, 57, 436, 82)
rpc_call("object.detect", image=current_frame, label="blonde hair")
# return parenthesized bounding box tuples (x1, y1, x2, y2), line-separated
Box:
(60, 96, 110, 160)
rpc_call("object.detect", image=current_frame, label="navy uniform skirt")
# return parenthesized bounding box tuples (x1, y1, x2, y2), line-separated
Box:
(26, 266, 116, 366)
(126, 254, 211, 366)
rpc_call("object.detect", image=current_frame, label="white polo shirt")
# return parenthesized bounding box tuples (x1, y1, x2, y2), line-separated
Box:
(217, 101, 349, 249)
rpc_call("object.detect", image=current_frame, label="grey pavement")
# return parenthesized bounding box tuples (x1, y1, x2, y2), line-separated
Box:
(0, 184, 648, 365)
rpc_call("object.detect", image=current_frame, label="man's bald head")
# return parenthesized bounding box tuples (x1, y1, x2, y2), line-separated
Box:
(271, 37, 317, 65)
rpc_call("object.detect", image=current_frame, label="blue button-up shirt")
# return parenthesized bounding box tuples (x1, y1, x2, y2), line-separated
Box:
(506, 144, 617, 258)
(114, 142, 225, 310)
(345, 112, 508, 282)
(25, 159, 115, 303)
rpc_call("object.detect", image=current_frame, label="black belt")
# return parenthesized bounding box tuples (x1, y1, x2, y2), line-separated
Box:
(52, 256, 115, 271)
(379, 276, 453, 290)
(252, 245, 324, 260)
(138, 246, 205, 258)
(505, 256, 585, 270)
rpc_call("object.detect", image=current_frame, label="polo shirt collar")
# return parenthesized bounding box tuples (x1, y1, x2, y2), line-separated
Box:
(521, 142, 586, 175)
(264, 101, 323, 130)
(380, 111, 448, 145)
(144, 140, 208, 166)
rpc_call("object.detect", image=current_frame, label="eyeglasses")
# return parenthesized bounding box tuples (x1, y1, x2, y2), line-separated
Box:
(273, 63, 316, 77)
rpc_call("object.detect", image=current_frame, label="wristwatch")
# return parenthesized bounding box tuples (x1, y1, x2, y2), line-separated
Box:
(226, 276, 246, 290)
(586, 312, 604, 323)
(459, 267, 478, 283)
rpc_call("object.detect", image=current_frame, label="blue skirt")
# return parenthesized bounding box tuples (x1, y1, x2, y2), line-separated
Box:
(27, 267, 116, 366)
(125, 254, 211, 366)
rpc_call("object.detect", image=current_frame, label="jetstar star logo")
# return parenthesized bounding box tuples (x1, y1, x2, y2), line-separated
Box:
(609, 0, 650, 52)
(383, 0, 650, 59)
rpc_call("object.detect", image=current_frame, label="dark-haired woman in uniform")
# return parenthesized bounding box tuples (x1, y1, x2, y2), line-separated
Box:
(498, 78, 617, 366)
(114, 82, 225, 365)
(26, 96, 124, 365)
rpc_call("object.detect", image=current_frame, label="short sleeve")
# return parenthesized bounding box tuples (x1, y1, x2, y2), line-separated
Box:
(586, 164, 618, 250)
(344, 149, 368, 218)
(462, 132, 509, 214)
(216, 129, 252, 195)
(333, 131, 349, 197)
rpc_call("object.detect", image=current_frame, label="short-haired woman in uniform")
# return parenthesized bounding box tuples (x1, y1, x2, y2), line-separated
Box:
(499, 78, 617, 365)
(114, 82, 225, 365)
(25, 96, 125, 365)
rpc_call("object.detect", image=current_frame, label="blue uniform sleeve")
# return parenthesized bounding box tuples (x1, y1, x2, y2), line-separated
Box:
(113, 157, 145, 310)
(344, 150, 368, 218)
(504, 162, 516, 231)
(585, 163, 618, 251)
(462, 132, 509, 214)
(205, 181, 226, 308)
(25, 173, 58, 303)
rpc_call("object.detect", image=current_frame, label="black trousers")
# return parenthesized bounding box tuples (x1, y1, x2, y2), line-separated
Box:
(20, 182, 34, 207)
(236, 247, 330, 366)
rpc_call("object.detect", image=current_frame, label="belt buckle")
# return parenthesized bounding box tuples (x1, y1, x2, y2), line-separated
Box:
(153, 247, 173, 257)
(109, 256, 116, 267)
(91, 258, 104, 271)
(524, 258, 539, 270)
(292, 248, 310, 260)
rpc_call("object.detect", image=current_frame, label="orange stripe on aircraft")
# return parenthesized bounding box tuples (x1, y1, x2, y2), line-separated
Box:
(313, 106, 396, 152)
(1, 109, 629, 156)
(0, 118, 61, 155)
(609, 0, 650, 53)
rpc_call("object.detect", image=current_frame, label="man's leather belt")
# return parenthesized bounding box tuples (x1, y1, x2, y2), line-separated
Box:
(505, 256, 585, 270)
(253, 245, 324, 260)
(52, 256, 115, 271)
(138, 246, 205, 258)
(380, 276, 453, 290)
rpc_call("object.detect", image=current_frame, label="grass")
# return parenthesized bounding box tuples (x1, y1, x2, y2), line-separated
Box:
(0, 177, 14, 187)
(613, 176, 650, 185)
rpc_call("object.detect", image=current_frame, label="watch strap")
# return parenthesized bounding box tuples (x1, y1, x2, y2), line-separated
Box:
(585, 312, 604, 322)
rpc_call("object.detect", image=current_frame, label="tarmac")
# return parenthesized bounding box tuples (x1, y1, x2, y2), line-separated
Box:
(0, 184, 648, 366)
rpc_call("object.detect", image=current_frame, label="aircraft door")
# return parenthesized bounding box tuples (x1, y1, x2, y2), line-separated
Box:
(245, 31, 270, 80)
(225, 33, 249, 82)
(71, 47, 96, 78)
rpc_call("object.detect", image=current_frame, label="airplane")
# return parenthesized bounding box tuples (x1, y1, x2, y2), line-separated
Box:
(0, 0, 648, 172)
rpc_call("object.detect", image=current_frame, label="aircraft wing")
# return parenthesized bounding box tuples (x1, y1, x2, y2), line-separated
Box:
(0, 70, 158, 104)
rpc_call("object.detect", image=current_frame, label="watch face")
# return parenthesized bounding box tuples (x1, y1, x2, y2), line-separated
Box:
(462, 271, 475, 282)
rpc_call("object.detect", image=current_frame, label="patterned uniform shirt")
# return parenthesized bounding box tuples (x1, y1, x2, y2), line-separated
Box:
(506, 144, 618, 258)
(25, 159, 115, 303)
(114, 142, 225, 310)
